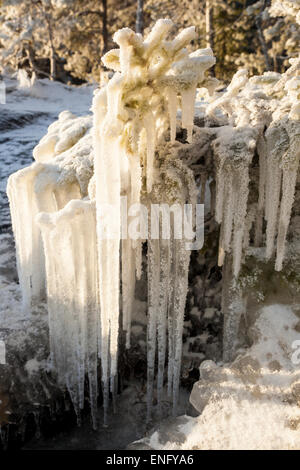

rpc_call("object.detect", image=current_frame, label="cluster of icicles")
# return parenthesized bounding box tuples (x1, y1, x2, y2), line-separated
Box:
(7, 19, 300, 428)
(7, 20, 215, 428)
(208, 65, 300, 278)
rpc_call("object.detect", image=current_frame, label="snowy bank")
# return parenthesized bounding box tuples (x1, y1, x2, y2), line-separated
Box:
(129, 303, 300, 450)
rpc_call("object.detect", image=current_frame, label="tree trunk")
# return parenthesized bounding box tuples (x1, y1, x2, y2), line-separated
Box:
(102, 0, 108, 55)
(205, 0, 214, 50)
(136, 0, 144, 35)
(255, 14, 271, 71)
(44, 8, 57, 81)
(49, 46, 56, 81)
(205, 0, 214, 76)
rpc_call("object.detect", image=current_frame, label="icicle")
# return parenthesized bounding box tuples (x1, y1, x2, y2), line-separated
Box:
(275, 168, 296, 270)
(166, 87, 177, 143)
(218, 223, 226, 267)
(223, 172, 235, 252)
(265, 163, 282, 259)
(172, 240, 190, 415)
(37, 200, 99, 429)
(129, 153, 143, 281)
(216, 167, 235, 267)
(254, 136, 267, 247)
(243, 205, 256, 252)
(209, 179, 216, 216)
(156, 238, 170, 414)
(217, 174, 235, 267)
(181, 85, 197, 143)
(265, 154, 282, 258)
(222, 256, 246, 363)
(122, 236, 136, 349)
(7, 168, 36, 311)
(167, 235, 175, 397)
(146, 238, 160, 422)
(215, 165, 225, 224)
(144, 111, 156, 193)
(214, 127, 256, 277)
(7, 160, 82, 311)
(264, 125, 288, 259)
(232, 166, 250, 277)
(275, 132, 300, 271)
(135, 241, 143, 281)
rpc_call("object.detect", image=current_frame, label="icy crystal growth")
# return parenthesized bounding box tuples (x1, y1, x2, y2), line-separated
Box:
(7, 20, 215, 426)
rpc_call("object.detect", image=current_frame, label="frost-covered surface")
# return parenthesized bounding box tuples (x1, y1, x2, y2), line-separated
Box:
(206, 59, 300, 361)
(207, 62, 300, 279)
(0, 77, 94, 226)
(130, 303, 300, 450)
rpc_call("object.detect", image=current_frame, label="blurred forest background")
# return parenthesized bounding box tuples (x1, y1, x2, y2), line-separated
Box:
(0, 0, 299, 84)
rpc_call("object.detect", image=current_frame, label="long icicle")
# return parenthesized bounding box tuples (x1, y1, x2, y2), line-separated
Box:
(146, 237, 160, 422)
(156, 237, 170, 414)
(275, 157, 300, 270)
(172, 239, 190, 415)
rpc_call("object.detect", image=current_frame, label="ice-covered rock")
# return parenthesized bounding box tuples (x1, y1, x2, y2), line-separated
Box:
(129, 303, 300, 450)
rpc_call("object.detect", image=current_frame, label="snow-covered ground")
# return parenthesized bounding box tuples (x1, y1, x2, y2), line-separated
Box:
(130, 303, 300, 450)
(0, 77, 94, 226)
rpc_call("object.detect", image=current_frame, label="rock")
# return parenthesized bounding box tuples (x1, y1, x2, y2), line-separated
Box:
(0, 309, 77, 450)
(127, 416, 191, 450)
(199, 360, 218, 380)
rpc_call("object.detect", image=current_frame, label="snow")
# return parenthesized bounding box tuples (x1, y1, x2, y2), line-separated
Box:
(132, 304, 300, 450)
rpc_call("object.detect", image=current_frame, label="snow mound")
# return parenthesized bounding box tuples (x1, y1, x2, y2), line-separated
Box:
(130, 304, 300, 450)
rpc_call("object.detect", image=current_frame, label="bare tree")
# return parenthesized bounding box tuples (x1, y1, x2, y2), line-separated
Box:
(102, 0, 108, 54)
(33, 0, 57, 80)
(255, 1, 271, 71)
(205, 0, 214, 75)
(136, 0, 144, 35)
(205, 0, 214, 50)
(44, 7, 56, 80)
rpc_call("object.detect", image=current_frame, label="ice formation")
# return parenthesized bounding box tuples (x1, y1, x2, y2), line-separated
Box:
(7, 111, 96, 422)
(93, 20, 214, 422)
(206, 59, 300, 360)
(7, 20, 215, 425)
(7, 111, 92, 310)
(7, 19, 300, 424)
(208, 61, 300, 280)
